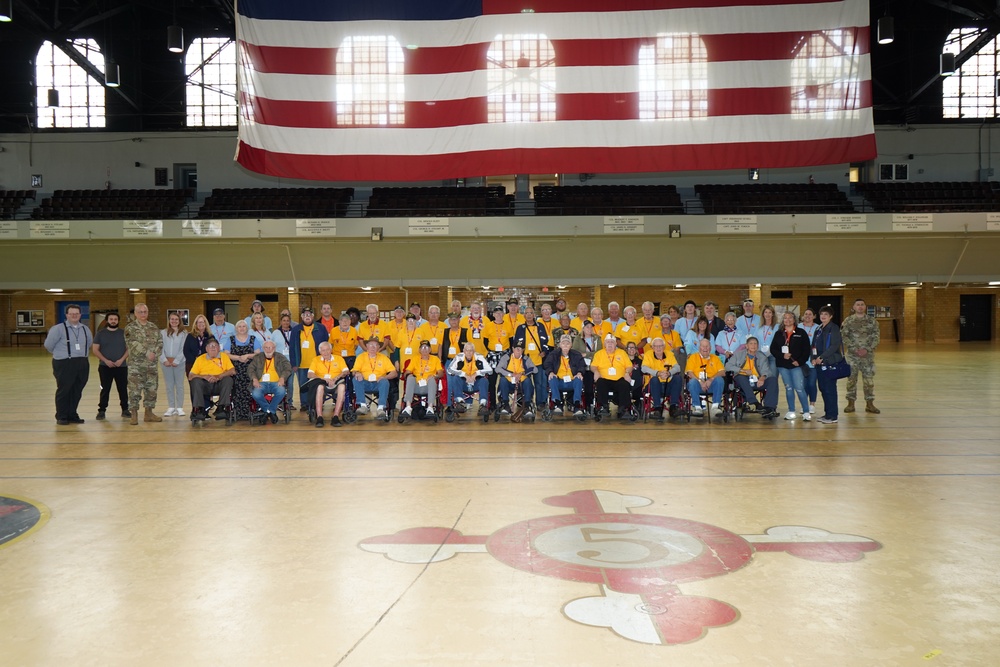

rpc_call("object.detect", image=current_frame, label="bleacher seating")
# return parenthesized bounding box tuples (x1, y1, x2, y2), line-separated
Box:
(366, 186, 512, 217)
(0, 190, 36, 219)
(695, 183, 853, 214)
(533, 184, 683, 216)
(197, 187, 355, 219)
(857, 181, 1000, 213)
(30, 188, 192, 220)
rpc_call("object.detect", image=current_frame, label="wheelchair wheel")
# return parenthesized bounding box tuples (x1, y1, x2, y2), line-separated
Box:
(445, 407, 456, 423)
(722, 408, 730, 423)
(307, 408, 316, 425)
(541, 408, 552, 422)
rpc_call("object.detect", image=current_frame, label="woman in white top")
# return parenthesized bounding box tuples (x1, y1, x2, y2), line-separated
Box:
(799, 308, 820, 414)
(160, 312, 188, 416)
(753, 305, 779, 358)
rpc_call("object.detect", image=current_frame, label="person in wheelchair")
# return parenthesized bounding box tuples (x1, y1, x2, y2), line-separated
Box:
(642, 337, 682, 419)
(351, 337, 398, 420)
(400, 340, 444, 422)
(725, 335, 779, 418)
(304, 341, 349, 427)
(624, 341, 644, 407)
(447, 341, 492, 416)
(496, 341, 537, 419)
(249, 340, 292, 424)
(187, 338, 235, 423)
(685, 338, 726, 417)
(543, 335, 587, 417)
(590, 334, 634, 420)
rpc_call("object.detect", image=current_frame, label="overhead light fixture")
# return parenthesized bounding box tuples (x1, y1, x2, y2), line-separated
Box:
(46, 288, 64, 293)
(287, 286, 295, 292)
(674, 284, 687, 288)
(831, 282, 846, 287)
(0, 0, 12, 22)
(556, 285, 567, 289)
(608, 284, 616, 289)
(47, 88, 60, 107)
(105, 60, 120, 88)
(877, 15, 894, 45)
(370, 226, 383, 242)
(940, 52, 956, 76)
(128, 288, 140, 292)
(360, 286, 372, 291)
(167, 24, 184, 53)
(203, 287, 217, 292)
(754, 283, 761, 288)
(989, 281, 1000, 286)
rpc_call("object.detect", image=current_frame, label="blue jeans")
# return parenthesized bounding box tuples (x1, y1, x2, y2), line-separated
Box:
(777, 366, 809, 412)
(533, 371, 548, 407)
(252, 381, 286, 412)
(734, 374, 778, 409)
(817, 368, 839, 419)
(449, 375, 488, 405)
(352, 378, 389, 407)
(648, 375, 682, 408)
(687, 376, 724, 405)
(802, 365, 817, 403)
(499, 376, 534, 405)
(296, 368, 311, 407)
(549, 376, 582, 405)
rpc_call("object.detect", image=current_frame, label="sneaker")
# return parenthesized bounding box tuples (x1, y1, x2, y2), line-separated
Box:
(808, 405, 816, 414)
(501, 404, 510, 415)
(802, 412, 812, 422)
(425, 407, 435, 415)
(710, 403, 720, 417)
(524, 410, 534, 420)
(96, 410, 106, 421)
(818, 416, 838, 424)
(376, 406, 386, 419)
(269, 412, 279, 424)
(176, 408, 185, 417)
(331, 415, 342, 427)
(456, 402, 468, 413)
(477, 403, 489, 416)
(668, 404, 679, 419)
(215, 410, 230, 421)
(356, 404, 369, 415)
(553, 405, 563, 415)
(402, 406, 412, 415)
(691, 406, 704, 416)
(191, 408, 206, 422)
(315, 416, 325, 428)
(165, 408, 177, 416)
(784, 411, 797, 420)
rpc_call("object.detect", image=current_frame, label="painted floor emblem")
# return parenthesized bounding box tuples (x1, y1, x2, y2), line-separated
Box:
(360, 490, 881, 645)
(0, 495, 50, 550)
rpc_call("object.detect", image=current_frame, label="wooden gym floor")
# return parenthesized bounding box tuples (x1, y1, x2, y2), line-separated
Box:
(1, 343, 998, 666)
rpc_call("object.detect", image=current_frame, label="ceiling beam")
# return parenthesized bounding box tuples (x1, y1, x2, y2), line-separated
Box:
(905, 26, 1000, 104)
(53, 41, 140, 111)
(920, 0, 990, 21)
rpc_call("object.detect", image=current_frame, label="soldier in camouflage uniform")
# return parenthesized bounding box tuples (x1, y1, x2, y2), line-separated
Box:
(841, 298, 881, 414)
(125, 303, 164, 425)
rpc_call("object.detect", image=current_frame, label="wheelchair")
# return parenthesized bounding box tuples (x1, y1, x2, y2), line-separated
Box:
(250, 389, 291, 426)
(593, 380, 639, 423)
(304, 377, 350, 427)
(721, 372, 777, 423)
(398, 374, 445, 424)
(494, 377, 536, 424)
(347, 378, 398, 424)
(189, 387, 234, 427)
(444, 374, 493, 423)
(541, 377, 590, 423)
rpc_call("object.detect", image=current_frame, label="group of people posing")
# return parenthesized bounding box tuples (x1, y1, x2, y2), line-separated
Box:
(46, 296, 881, 427)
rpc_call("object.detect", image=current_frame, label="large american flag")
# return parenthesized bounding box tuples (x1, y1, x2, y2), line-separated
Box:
(235, 0, 875, 182)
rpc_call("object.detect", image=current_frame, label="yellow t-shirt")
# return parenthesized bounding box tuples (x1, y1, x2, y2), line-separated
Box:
(298, 324, 317, 367)
(591, 320, 614, 340)
(256, 356, 284, 382)
(409, 355, 443, 382)
(504, 355, 526, 380)
(484, 320, 512, 354)
(642, 349, 678, 375)
(685, 353, 725, 379)
(555, 355, 575, 380)
(309, 355, 348, 379)
(394, 327, 422, 370)
(739, 355, 762, 377)
(443, 328, 466, 360)
(351, 353, 395, 380)
(460, 316, 489, 355)
(616, 323, 644, 350)
(330, 327, 358, 359)
(503, 313, 525, 337)
(570, 316, 588, 333)
(520, 325, 545, 365)
(539, 317, 557, 342)
(358, 319, 388, 346)
(662, 330, 684, 354)
(385, 319, 408, 347)
(635, 317, 664, 345)
(416, 321, 447, 355)
(191, 353, 234, 377)
(590, 348, 630, 380)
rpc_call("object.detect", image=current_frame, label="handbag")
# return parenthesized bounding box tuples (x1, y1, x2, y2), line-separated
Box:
(819, 362, 851, 380)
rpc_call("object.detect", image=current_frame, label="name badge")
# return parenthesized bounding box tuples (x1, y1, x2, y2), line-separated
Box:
(495, 343, 502, 351)
(622, 325, 630, 332)
(418, 379, 427, 387)
(449, 346, 457, 356)
(750, 375, 758, 384)
(584, 358, 591, 366)
(699, 371, 707, 380)
(324, 374, 332, 379)
(430, 337, 438, 345)
(781, 345, 790, 354)
(647, 337, 652, 343)
(607, 367, 617, 376)
(562, 374, 572, 383)
(75, 343, 82, 351)
(301, 340, 310, 349)
(812, 347, 818, 356)
(629, 378, 635, 386)
(341, 350, 348, 357)
(527, 343, 536, 351)
(405, 347, 412, 355)
(368, 373, 377, 382)
(261, 373, 271, 382)
(472, 331, 480, 339)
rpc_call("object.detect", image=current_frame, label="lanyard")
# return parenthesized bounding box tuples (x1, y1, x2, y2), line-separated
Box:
(527, 326, 540, 348)
(264, 358, 274, 376)
(784, 329, 794, 345)
(724, 330, 738, 347)
(744, 356, 757, 375)
(281, 329, 291, 345)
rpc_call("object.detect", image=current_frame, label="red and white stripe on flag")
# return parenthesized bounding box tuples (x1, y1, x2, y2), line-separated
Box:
(235, 0, 876, 182)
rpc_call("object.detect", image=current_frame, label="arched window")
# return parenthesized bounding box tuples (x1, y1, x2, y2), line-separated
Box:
(790, 29, 863, 117)
(638, 34, 708, 120)
(487, 34, 556, 123)
(336, 36, 405, 126)
(36, 39, 106, 129)
(186, 37, 237, 127)
(942, 28, 997, 119)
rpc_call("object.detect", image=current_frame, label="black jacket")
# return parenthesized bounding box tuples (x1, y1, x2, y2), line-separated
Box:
(542, 348, 587, 376)
(770, 326, 812, 369)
